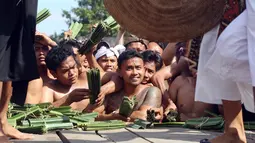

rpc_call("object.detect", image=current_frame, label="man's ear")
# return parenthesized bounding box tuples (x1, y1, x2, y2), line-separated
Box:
(49, 70, 57, 78)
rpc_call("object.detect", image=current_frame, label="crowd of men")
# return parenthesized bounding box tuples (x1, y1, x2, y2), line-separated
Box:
(0, 0, 255, 142)
(0, 30, 223, 122)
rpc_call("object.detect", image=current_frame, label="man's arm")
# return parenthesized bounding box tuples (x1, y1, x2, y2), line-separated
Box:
(25, 78, 43, 104)
(162, 43, 177, 66)
(115, 27, 125, 45)
(169, 76, 182, 103)
(96, 75, 123, 105)
(130, 87, 162, 121)
(52, 88, 90, 107)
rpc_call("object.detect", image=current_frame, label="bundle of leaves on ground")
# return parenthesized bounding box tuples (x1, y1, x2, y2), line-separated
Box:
(7, 103, 126, 134)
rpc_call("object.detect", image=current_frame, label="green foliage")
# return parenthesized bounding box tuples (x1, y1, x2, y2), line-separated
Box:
(62, 0, 116, 37)
(50, 32, 64, 43)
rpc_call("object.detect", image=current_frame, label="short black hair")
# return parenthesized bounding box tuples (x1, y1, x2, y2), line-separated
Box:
(124, 40, 147, 49)
(45, 46, 75, 71)
(157, 42, 168, 49)
(142, 50, 163, 71)
(117, 50, 143, 69)
(59, 39, 82, 50)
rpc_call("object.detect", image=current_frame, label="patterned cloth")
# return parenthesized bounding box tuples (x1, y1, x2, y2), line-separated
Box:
(218, 0, 246, 35)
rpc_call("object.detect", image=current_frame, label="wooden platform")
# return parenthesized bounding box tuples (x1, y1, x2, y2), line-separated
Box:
(13, 128, 255, 143)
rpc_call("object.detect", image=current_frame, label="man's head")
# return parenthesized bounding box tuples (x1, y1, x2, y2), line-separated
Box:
(96, 42, 125, 72)
(147, 42, 163, 56)
(141, 50, 163, 84)
(118, 50, 145, 86)
(34, 33, 57, 66)
(97, 56, 118, 72)
(125, 40, 147, 53)
(59, 39, 89, 69)
(45, 47, 79, 86)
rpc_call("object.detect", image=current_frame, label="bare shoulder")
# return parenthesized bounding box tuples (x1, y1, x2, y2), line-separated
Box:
(43, 80, 57, 89)
(141, 86, 162, 108)
(146, 86, 161, 95)
(171, 75, 185, 87)
(28, 78, 43, 88)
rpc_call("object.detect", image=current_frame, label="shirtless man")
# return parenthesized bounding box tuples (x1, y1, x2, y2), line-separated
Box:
(153, 55, 213, 119)
(11, 32, 57, 105)
(40, 46, 90, 111)
(169, 58, 213, 121)
(141, 50, 163, 85)
(147, 42, 163, 56)
(95, 50, 162, 121)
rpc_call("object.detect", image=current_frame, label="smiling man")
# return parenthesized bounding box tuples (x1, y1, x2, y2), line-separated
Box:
(141, 50, 163, 85)
(95, 50, 162, 121)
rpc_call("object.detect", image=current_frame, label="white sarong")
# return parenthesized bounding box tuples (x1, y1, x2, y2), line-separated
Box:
(195, 1, 255, 113)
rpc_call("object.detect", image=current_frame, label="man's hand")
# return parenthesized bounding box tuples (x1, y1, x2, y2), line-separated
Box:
(164, 102, 177, 117)
(35, 31, 57, 47)
(151, 72, 168, 95)
(95, 91, 106, 106)
(64, 30, 73, 40)
(149, 107, 164, 122)
(112, 111, 130, 122)
(66, 88, 90, 104)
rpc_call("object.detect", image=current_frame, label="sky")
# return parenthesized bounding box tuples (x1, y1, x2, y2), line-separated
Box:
(37, 0, 78, 36)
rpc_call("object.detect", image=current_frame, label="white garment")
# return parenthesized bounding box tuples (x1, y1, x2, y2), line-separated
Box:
(195, 7, 255, 113)
(247, 0, 255, 86)
(95, 45, 126, 60)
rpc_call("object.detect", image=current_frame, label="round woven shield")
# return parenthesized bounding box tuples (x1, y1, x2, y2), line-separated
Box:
(104, 0, 225, 42)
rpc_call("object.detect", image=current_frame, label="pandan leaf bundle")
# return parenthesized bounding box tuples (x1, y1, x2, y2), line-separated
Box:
(119, 96, 136, 117)
(69, 22, 83, 39)
(79, 16, 119, 54)
(36, 8, 51, 24)
(86, 68, 101, 104)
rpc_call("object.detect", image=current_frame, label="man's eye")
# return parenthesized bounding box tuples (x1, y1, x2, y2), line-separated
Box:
(136, 67, 141, 70)
(42, 46, 49, 51)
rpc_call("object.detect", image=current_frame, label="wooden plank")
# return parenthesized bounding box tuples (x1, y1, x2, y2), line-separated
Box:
(97, 128, 150, 143)
(127, 127, 221, 143)
(12, 130, 111, 143)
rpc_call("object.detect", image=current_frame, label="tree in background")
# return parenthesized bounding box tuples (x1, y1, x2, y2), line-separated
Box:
(62, 0, 113, 37)
(51, 0, 118, 42)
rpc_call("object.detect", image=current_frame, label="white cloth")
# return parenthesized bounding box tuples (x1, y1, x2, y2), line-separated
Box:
(247, 0, 255, 86)
(195, 6, 255, 113)
(95, 45, 126, 60)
